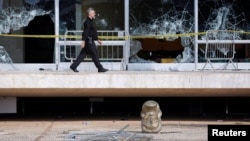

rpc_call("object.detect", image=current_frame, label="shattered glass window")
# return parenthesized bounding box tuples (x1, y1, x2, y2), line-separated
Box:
(129, 0, 195, 63)
(130, 0, 250, 63)
(198, 0, 250, 63)
(199, 0, 250, 40)
(0, 46, 12, 63)
(1, 0, 249, 64)
(0, 0, 54, 34)
(0, 0, 54, 63)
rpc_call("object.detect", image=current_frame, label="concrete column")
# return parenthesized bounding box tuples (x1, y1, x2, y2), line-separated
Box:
(124, 0, 130, 69)
(194, 0, 198, 70)
(55, 0, 59, 69)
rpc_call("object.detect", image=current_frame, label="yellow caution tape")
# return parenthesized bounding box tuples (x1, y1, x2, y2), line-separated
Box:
(0, 34, 62, 38)
(1, 30, 250, 40)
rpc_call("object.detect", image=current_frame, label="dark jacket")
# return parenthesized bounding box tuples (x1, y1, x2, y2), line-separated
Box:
(82, 17, 98, 41)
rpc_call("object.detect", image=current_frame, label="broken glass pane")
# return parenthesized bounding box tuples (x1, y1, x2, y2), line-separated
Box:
(130, 0, 194, 63)
(130, 0, 250, 63)
(199, 0, 248, 40)
(0, 46, 13, 63)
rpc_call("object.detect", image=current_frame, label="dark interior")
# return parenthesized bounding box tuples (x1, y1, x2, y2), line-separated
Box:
(25, 15, 55, 63)
(0, 97, 246, 120)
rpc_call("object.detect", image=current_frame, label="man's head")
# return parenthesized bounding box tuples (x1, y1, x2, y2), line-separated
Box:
(87, 7, 96, 19)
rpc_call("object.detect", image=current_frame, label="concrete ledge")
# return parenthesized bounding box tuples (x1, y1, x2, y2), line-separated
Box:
(0, 71, 250, 97)
(0, 88, 250, 97)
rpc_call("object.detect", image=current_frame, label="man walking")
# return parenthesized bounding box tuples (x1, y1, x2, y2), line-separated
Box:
(70, 7, 108, 73)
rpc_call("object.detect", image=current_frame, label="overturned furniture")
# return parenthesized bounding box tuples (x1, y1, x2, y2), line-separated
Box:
(202, 30, 237, 70)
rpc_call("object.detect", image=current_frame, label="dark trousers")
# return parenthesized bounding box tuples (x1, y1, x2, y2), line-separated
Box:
(70, 41, 103, 70)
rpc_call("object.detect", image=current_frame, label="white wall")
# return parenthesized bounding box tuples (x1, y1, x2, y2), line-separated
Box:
(0, 97, 17, 113)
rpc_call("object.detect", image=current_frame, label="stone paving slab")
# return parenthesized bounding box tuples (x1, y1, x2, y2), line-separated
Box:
(0, 119, 249, 141)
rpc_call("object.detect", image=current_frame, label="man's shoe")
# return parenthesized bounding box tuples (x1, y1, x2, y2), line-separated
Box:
(70, 66, 79, 72)
(98, 68, 108, 73)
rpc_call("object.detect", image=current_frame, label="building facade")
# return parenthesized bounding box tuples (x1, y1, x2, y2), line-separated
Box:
(0, 0, 250, 71)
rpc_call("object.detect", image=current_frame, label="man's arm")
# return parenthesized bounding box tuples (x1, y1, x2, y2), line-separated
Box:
(81, 21, 90, 48)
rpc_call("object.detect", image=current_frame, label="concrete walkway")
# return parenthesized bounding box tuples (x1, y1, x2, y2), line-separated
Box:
(1, 119, 250, 141)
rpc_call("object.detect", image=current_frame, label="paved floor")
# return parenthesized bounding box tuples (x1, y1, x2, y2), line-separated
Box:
(0, 118, 249, 141)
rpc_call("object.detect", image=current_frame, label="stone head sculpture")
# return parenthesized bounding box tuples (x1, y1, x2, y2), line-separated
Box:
(140, 100, 162, 133)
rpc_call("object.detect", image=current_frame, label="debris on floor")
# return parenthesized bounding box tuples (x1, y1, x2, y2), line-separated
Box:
(64, 124, 154, 141)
